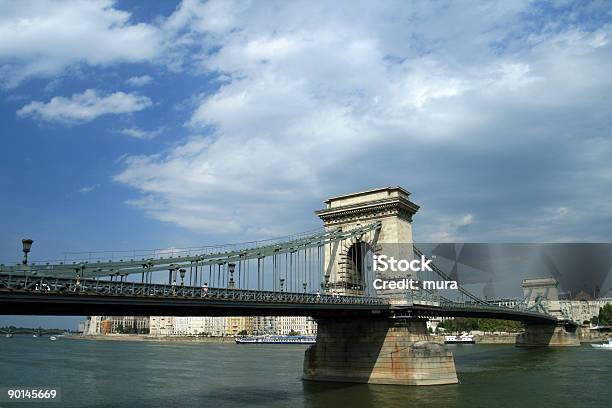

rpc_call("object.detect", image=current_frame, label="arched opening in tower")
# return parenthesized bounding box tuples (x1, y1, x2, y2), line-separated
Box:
(346, 241, 374, 295)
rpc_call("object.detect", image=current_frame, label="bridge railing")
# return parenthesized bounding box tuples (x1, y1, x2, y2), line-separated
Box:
(0, 274, 389, 306)
(0, 273, 560, 322)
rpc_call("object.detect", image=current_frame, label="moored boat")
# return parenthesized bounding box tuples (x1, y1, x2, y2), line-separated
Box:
(235, 335, 315, 344)
(444, 334, 475, 344)
(591, 339, 612, 349)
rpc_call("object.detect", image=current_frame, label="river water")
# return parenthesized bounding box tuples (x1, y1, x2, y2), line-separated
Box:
(0, 336, 610, 407)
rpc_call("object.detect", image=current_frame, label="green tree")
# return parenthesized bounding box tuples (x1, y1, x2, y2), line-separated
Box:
(438, 318, 521, 333)
(599, 304, 612, 325)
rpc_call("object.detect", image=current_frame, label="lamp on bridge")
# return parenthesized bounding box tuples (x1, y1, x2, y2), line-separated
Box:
(280, 278, 285, 292)
(21, 239, 33, 265)
(179, 268, 186, 286)
(228, 263, 236, 289)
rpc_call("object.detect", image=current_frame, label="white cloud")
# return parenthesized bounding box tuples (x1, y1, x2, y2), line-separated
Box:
(458, 214, 474, 227)
(126, 75, 153, 87)
(17, 89, 152, 124)
(101, 1, 612, 240)
(119, 127, 164, 140)
(79, 184, 99, 194)
(0, 0, 608, 242)
(422, 213, 475, 242)
(0, 0, 162, 87)
(1, 0, 610, 241)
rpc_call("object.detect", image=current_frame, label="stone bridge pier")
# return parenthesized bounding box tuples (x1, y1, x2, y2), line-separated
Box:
(303, 316, 458, 385)
(304, 187, 458, 386)
(516, 322, 580, 347)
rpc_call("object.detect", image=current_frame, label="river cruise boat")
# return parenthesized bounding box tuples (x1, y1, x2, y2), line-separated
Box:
(235, 335, 316, 344)
(591, 339, 612, 349)
(444, 334, 475, 344)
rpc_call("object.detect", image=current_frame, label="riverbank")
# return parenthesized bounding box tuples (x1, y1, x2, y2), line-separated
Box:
(433, 334, 518, 344)
(66, 329, 609, 345)
(65, 334, 235, 343)
(435, 329, 610, 344)
(71, 333, 516, 344)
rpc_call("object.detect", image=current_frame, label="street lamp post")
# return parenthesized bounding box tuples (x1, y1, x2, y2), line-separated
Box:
(280, 278, 285, 292)
(22, 239, 33, 265)
(74, 269, 82, 293)
(179, 269, 186, 286)
(228, 263, 236, 289)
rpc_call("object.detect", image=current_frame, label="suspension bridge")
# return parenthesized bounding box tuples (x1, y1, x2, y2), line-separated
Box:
(0, 186, 579, 386)
(0, 221, 555, 322)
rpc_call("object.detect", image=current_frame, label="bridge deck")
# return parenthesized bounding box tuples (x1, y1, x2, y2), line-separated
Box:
(0, 274, 558, 323)
(395, 303, 558, 324)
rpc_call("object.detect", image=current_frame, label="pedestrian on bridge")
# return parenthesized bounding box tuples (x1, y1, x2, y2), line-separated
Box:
(202, 282, 209, 297)
(172, 279, 177, 295)
(74, 273, 81, 293)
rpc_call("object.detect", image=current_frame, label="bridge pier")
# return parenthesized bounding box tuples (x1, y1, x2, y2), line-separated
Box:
(303, 317, 458, 386)
(515, 322, 580, 347)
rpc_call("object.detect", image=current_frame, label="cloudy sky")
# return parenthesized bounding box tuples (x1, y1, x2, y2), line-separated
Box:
(1, 1, 612, 327)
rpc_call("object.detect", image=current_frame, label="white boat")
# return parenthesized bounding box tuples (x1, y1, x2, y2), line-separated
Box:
(591, 339, 612, 349)
(33, 334, 38, 338)
(5, 333, 12, 338)
(235, 335, 315, 344)
(49, 336, 57, 341)
(444, 334, 475, 344)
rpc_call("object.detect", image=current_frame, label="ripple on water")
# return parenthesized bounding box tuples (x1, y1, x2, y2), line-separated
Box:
(0, 338, 610, 408)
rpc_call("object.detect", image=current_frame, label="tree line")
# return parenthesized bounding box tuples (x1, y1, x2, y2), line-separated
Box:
(437, 318, 523, 333)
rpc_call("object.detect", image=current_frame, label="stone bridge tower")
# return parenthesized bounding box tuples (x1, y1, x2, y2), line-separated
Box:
(304, 186, 459, 386)
(315, 186, 419, 300)
(516, 277, 580, 347)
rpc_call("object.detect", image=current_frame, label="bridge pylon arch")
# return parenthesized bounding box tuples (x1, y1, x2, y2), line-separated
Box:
(315, 186, 420, 300)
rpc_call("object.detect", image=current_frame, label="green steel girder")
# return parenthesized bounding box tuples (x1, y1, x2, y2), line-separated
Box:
(0, 222, 381, 279)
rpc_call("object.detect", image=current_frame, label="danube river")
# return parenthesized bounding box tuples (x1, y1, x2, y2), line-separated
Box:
(0, 336, 610, 407)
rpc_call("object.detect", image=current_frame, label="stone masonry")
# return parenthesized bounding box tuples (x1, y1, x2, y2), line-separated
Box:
(305, 187, 458, 386)
(303, 317, 458, 385)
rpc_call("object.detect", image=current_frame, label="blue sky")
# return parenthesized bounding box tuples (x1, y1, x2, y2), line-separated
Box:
(1, 0, 612, 328)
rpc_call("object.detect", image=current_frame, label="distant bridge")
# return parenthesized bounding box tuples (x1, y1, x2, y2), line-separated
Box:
(0, 327, 65, 336)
